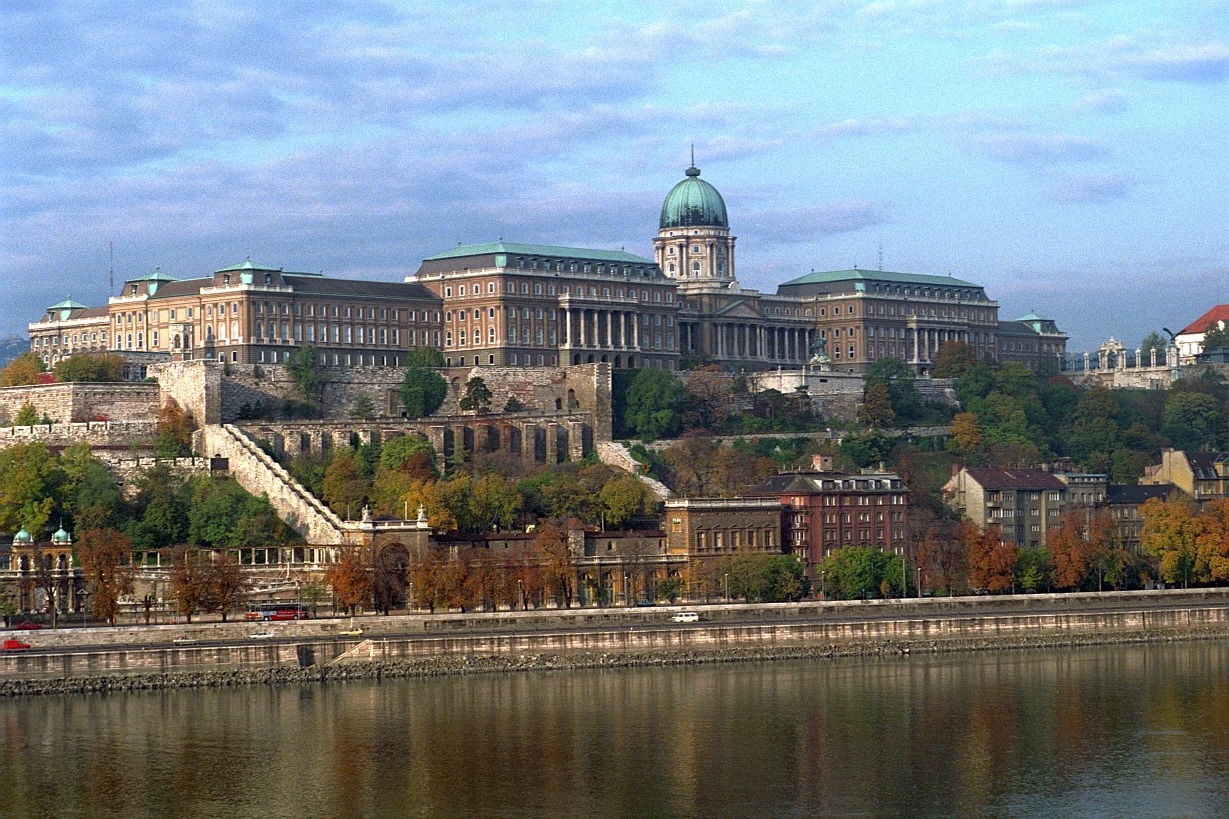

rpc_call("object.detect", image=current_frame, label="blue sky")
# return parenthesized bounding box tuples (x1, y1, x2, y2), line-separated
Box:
(3, 0, 1227, 351)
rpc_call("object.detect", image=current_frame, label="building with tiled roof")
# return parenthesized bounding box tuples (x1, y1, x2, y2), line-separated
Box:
(31, 260, 442, 369)
(1140, 449, 1229, 505)
(1175, 305, 1229, 364)
(747, 454, 909, 578)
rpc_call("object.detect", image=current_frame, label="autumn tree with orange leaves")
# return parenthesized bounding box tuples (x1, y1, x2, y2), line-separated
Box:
(965, 522, 1018, 593)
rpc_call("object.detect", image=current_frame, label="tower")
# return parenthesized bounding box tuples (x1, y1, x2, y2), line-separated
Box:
(653, 161, 737, 292)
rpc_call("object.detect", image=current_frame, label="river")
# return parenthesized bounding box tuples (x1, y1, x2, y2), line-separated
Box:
(3, 640, 1229, 817)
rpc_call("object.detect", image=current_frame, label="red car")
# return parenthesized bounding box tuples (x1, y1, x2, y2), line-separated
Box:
(14, 622, 43, 631)
(3, 639, 31, 652)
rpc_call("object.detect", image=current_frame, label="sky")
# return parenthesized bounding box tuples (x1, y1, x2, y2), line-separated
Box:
(2, 1, 1227, 352)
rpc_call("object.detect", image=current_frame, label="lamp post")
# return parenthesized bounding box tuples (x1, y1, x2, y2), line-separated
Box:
(724, 573, 730, 603)
(916, 566, 922, 599)
(820, 570, 825, 601)
(623, 574, 629, 607)
(79, 590, 89, 629)
(518, 578, 524, 611)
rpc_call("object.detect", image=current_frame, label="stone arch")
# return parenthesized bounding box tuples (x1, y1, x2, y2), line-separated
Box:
(507, 425, 523, 457)
(554, 425, 569, 464)
(614, 355, 622, 368)
(586, 354, 595, 363)
(567, 389, 578, 409)
(600, 354, 609, 363)
(482, 424, 500, 453)
(573, 354, 582, 365)
(373, 542, 411, 612)
(627, 355, 635, 367)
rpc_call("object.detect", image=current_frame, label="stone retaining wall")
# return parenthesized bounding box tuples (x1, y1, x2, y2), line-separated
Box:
(0, 382, 160, 425)
(0, 420, 159, 452)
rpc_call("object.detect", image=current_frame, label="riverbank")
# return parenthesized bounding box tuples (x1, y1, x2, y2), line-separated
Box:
(4, 622, 1229, 697)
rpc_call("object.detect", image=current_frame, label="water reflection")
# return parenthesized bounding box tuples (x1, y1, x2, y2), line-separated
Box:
(3, 642, 1229, 817)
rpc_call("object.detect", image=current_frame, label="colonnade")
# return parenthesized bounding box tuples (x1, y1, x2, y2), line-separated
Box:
(679, 321, 815, 364)
(560, 307, 640, 350)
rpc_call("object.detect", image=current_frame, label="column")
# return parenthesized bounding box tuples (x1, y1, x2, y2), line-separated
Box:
(579, 310, 588, 347)
(561, 308, 570, 346)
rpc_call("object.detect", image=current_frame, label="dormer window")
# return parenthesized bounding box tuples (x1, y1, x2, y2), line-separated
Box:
(223, 274, 231, 285)
(264, 273, 272, 284)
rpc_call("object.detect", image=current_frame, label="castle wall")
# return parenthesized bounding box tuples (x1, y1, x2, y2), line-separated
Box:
(0, 382, 160, 425)
(0, 420, 159, 452)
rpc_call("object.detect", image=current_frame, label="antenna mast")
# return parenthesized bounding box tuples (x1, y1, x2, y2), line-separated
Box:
(109, 241, 114, 294)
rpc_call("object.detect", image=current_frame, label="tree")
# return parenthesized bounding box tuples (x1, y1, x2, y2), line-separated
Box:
(1048, 509, 1114, 591)
(400, 366, 448, 419)
(534, 520, 575, 607)
(153, 397, 196, 458)
(600, 476, 654, 529)
(1140, 331, 1168, 365)
(1202, 323, 1229, 353)
(168, 547, 208, 623)
(1162, 391, 1224, 450)
(320, 450, 370, 518)
(965, 523, 1018, 593)
(864, 358, 923, 426)
(325, 551, 372, 615)
(458, 376, 493, 415)
(0, 442, 62, 538)
(76, 527, 133, 625)
(52, 352, 124, 383)
(404, 347, 446, 368)
(1141, 497, 1201, 587)
(203, 553, 245, 621)
(683, 366, 735, 431)
(858, 383, 895, 428)
(931, 341, 977, 378)
(14, 403, 42, 426)
(947, 412, 984, 462)
(623, 367, 685, 441)
(351, 394, 376, 418)
(0, 352, 44, 387)
(286, 344, 322, 410)
(816, 547, 900, 600)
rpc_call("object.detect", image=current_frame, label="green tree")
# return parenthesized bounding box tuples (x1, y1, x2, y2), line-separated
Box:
(1202, 323, 1229, 352)
(126, 466, 189, 550)
(816, 547, 901, 600)
(469, 473, 523, 531)
(0, 442, 62, 537)
(286, 344, 322, 411)
(52, 352, 124, 382)
(400, 367, 448, 419)
(599, 475, 654, 529)
(459, 376, 493, 415)
(13, 403, 42, 426)
(404, 347, 446, 368)
(1140, 331, 1168, 365)
(858, 383, 895, 428)
(623, 367, 685, 441)
(351, 394, 376, 418)
(1162, 391, 1224, 450)
(321, 450, 370, 518)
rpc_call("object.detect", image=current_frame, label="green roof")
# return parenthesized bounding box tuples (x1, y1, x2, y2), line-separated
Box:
(424, 241, 654, 265)
(660, 165, 728, 229)
(47, 297, 88, 311)
(215, 258, 282, 274)
(126, 267, 179, 283)
(778, 269, 980, 289)
(1017, 311, 1047, 322)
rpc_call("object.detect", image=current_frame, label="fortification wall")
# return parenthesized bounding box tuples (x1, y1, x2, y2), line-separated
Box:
(148, 361, 222, 425)
(0, 383, 160, 425)
(0, 420, 159, 452)
(94, 455, 213, 496)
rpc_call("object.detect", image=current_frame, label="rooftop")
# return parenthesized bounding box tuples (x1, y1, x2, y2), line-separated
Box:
(778, 268, 980, 289)
(424, 241, 654, 265)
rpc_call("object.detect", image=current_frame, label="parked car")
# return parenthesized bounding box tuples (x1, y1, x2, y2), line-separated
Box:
(3, 638, 32, 652)
(14, 621, 42, 630)
(172, 635, 197, 645)
(671, 612, 700, 623)
(635, 599, 655, 607)
(247, 630, 275, 640)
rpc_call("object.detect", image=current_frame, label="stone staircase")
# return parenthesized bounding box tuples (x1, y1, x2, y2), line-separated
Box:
(198, 424, 347, 544)
(595, 440, 671, 501)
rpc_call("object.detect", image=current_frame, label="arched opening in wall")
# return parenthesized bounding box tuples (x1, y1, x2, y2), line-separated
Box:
(299, 433, 311, 454)
(349, 432, 361, 449)
(627, 355, 635, 367)
(614, 356, 622, 368)
(567, 389, 578, 409)
(555, 398, 562, 410)
(458, 426, 475, 465)
(320, 431, 334, 451)
(441, 427, 455, 467)
(450, 377, 461, 393)
(482, 425, 500, 453)
(373, 543, 411, 613)
(573, 354, 581, 365)
(57, 554, 67, 571)
(586, 355, 594, 363)
(600, 354, 608, 363)
(532, 425, 547, 463)
(368, 429, 382, 447)
(554, 425, 569, 464)
(269, 433, 286, 459)
(508, 425, 522, 456)
(581, 424, 594, 458)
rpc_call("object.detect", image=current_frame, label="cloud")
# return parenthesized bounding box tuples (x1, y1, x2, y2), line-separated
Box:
(974, 33, 1229, 84)
(1047, 173, 1136, 204)
(1070, 89, 1128, 113)
(978, 132, 1110, 163)
(743, 202, 888, 243)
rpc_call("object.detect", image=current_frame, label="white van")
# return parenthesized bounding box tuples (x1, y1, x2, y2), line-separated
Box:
(671, 611, 700, 623)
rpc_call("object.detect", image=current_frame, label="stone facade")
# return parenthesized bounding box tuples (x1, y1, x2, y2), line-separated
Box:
(0, 420, 159, 452)
(0, 382, 160, 425)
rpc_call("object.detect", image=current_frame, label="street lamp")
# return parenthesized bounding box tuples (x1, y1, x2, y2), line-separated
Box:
(916, 566, 922, 599)
(724, 573, 730, 602)
(623, 574, 629, 607)
(820, 570, 825, 601)
(518, 578, 524, 611)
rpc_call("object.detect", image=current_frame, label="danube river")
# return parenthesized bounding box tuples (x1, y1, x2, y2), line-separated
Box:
(3, 641, 1229, 817)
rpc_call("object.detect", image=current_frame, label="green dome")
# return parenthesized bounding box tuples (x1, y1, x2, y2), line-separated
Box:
(660, 165, 728, 229)
(13, 528, 32, 544)
(51, 526, 71, 544)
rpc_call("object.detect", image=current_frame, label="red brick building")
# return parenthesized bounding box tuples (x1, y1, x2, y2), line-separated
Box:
(750, 455, 910, 578)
